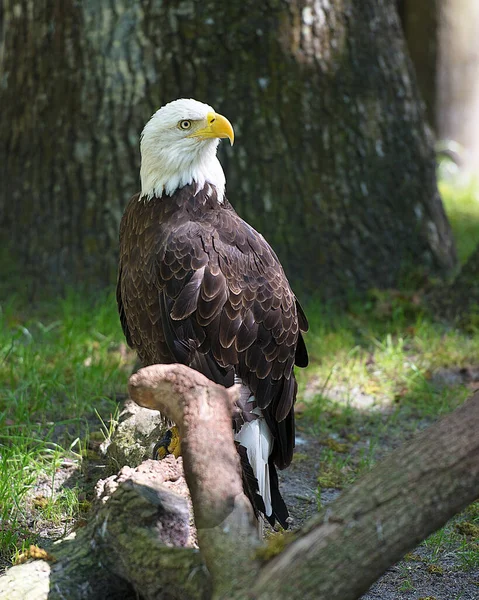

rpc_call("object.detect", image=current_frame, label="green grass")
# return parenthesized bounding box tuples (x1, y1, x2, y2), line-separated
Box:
(0, 291, 129, 564)
(299, 292, 477, 411)
(296, 290, 477, 497)
(415, 501, 479, 572)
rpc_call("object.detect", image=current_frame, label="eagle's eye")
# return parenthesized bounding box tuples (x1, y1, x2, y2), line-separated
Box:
(178, 120, 192, 130)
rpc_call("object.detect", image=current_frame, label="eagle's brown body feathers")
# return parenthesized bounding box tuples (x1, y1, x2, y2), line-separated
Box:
(117, 183, 308, 526)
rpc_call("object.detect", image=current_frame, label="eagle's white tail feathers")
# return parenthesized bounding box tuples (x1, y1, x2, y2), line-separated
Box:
(234, 415, 273, 517)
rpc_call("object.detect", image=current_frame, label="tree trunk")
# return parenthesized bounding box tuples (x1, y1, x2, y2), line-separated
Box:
(0, 0, 143, 289)
(397, 0, 438, 128)
(0, 0, 455, 297)
(429, 242, 479, 321)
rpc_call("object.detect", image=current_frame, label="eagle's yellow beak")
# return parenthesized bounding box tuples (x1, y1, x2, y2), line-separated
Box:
(189, 112, 234, 146)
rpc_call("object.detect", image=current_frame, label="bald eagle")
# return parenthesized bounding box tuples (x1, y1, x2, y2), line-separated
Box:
(117, 99, 308, 529)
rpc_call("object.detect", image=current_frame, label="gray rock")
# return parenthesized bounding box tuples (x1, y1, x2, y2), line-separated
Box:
(104, 399, 172, 471)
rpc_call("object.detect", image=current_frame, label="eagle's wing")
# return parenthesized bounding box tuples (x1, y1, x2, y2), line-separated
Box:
(146, 203, 308, 471)
(117, 266, 133, 348)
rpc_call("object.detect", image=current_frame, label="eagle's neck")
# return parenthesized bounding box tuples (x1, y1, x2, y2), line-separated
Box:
(140, 140, 226, 203)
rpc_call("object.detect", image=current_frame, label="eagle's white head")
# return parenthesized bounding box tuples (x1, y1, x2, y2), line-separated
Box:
(140, 98, 234, 202)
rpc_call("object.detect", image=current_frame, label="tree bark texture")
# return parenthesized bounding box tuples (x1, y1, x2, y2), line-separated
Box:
(0, 0, 455, 297)
(397, 0, 438, 129)
(1, 365, 479, 600)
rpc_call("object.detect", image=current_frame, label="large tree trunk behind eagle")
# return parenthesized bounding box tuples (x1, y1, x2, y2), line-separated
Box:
(0, 0, 455, 297)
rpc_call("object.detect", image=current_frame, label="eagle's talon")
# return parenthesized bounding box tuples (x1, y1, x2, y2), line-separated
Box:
(153, 426, 181, 460)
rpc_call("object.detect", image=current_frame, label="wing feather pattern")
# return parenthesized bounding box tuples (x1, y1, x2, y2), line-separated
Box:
(117, 185, 308, 526)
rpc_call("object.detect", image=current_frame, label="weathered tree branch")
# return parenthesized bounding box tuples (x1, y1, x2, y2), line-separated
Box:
(128, 365, 261, 597)
(2, 365, 479, 600)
